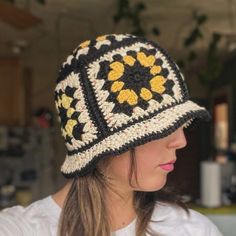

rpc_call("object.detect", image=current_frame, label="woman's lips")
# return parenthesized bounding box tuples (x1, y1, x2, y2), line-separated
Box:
(159, 163, 174, 171)
(159, 159, 176, 172)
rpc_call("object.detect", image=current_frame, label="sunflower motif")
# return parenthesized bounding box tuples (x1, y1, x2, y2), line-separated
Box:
(96, 35, 108, 42)
(74, 35, 131, 59)
(79, 40, 91, 49)
(55, 88, 85, 142)
(107, 51, 173, 108)
(77, 35, 108, 50)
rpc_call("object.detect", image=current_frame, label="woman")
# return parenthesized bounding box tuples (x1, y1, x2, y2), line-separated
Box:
(0, 34, 222, 236)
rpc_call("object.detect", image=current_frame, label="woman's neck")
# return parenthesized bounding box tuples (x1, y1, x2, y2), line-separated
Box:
(52, 180, 72, 207)
(106, 187, 137, 231)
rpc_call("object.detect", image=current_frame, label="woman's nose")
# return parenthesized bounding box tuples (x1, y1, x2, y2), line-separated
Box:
(167, 127, 187, 149)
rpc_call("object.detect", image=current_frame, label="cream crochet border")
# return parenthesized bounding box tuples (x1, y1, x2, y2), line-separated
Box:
(61, 100, 204, 174)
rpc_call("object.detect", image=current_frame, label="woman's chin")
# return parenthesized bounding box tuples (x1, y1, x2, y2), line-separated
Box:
(134, 177, 167, 192)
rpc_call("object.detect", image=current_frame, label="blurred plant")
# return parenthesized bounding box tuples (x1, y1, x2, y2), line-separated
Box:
(198, 33, 222, 88)
(177, 10, 222, 91)
(184, 10, 208, 48)
(114, 4, 222, 90)
(113, 0, 160, 36)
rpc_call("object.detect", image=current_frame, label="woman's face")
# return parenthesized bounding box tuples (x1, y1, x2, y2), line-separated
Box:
(104, 127, 187, 192)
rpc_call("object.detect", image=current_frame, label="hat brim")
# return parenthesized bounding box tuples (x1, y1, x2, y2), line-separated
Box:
(61, 100, 210, 178)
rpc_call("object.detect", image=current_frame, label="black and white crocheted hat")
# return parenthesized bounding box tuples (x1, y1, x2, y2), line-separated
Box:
(55, 33, 210, 178)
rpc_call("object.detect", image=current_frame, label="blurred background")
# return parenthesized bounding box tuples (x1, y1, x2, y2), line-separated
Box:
(0, 0, 236, 234)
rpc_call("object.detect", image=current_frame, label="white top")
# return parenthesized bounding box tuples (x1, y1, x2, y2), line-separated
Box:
(0, 196, 223, 236)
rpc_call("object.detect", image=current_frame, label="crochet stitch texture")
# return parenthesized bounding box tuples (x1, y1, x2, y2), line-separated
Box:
(55, 33, 210, 178)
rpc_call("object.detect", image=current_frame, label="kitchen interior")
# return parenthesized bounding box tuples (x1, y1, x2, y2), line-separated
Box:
(0, 0, 236, 235)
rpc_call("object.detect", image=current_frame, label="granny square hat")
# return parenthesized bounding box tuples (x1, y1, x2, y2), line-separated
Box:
(55, 33, 210, 178)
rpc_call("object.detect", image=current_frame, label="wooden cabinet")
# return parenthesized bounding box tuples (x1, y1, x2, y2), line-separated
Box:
(0, 58, 30, 126)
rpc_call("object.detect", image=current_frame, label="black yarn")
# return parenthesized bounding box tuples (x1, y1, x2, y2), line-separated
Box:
(62, 109, 210, 178)
(54, 34, 210, 177)
(66, 100, 209, 156)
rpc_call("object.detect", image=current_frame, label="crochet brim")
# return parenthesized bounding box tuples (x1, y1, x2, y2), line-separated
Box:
(61, 100, 210, 178)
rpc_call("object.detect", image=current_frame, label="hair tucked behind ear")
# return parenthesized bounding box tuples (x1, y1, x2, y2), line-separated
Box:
(58, 148, 189, 236)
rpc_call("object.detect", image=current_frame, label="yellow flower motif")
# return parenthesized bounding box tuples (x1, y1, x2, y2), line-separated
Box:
(140, 88, 153, 101)
(79, 40, 91, 49)
(117, 89, 138, 105)
(65, 119, 77, 136)
(123, 55, 136, 66)
(108, 62, 124, 81)
(150, 76, 166, 94)
(67, 107, 75, 117)
(150, 65, 161, 75)
(61, 94, 73, 109)
(111, 81, 124, 92)
(107, 51, 169, 108)
(137, 52, 155, 67)
(96, 35, 107, 41)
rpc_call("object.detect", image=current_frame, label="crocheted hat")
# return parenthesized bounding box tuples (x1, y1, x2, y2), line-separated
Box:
(55, 33, 210, 178)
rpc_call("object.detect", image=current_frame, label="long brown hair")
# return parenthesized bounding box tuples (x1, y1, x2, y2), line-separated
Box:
(58, 147, 189, 236)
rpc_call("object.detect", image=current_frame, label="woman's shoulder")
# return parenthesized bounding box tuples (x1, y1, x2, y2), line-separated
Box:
(149, 201, 223, 236)
(0, 195, 60, 236)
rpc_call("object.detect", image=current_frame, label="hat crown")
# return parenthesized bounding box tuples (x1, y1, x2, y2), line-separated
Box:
(54, 34, 207, 177)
